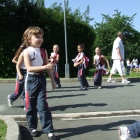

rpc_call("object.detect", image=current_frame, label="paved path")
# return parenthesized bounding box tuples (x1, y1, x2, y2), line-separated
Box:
(1, 81, 140, 140)
(0, 81, 139, 115)
(18, 115, 140, 140)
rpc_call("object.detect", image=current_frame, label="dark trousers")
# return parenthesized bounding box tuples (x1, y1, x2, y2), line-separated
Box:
(25, 73, 53, 133)
(10, 69, 26, 102)
(53, 64, 61, 87)
(126, 66, 130, 75)
(128, 121, 140, 138)
(77, 64, 89, 88)
(94, 70, 102, 86)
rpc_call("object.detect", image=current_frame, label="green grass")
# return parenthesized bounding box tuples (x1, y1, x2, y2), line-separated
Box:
(87, 68, 140, 78)
(0, 119, 7, 140)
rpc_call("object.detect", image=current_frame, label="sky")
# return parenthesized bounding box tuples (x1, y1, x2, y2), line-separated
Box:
(45, 0, 140, 32)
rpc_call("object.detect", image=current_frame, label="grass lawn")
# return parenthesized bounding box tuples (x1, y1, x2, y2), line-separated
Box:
(0, 119, 7, 140)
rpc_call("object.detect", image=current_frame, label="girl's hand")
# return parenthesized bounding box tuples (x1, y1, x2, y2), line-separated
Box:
(74, 63, 78, 67)
(19, 75, 23, 80)
(45, 63, 54, 70)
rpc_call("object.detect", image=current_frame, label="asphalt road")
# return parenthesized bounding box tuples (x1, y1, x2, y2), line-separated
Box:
(1, 81, 140, 140)
(0, 81, 140, 115)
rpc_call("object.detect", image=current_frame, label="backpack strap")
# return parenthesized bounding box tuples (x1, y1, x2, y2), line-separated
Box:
(40, 48, 46, 65)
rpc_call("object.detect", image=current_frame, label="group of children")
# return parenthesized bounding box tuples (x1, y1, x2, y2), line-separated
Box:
(126, 58, 140, 75)
(7, 26, 131, 140)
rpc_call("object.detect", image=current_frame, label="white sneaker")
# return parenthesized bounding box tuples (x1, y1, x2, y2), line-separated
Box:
(122, 79, 130, 84)
(7, 95, 13, 107)
(118, 126, 130, 140)
(98, 86, 102, 89)
(107, 78, 116, 83)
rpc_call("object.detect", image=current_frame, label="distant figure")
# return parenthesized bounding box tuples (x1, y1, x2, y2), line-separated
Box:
(93, 47, 110, 89)
(135, 61, 139, 73)
(107, 32, 130, 84)
(73, 43, 89, 90)
(132, 58, 138, 69)
(49, 44, 61, 88)
(126, 58, 131, 75)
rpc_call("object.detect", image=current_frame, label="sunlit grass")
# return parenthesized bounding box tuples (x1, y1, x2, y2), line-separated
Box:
(0, 119, 7, 140)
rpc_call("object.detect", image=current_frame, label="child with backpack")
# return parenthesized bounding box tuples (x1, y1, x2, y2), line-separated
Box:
(93, 47, 110, 89)
(49, 44, 61, 88)
(23, 26, 57, 140)
(73, 43, 89, 90)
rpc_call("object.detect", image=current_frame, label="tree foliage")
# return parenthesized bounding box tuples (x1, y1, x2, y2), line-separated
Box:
(0, 0, 95, 78)
(94, 10, 140, 62)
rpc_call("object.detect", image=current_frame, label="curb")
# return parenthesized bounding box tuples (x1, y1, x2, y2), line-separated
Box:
(0, 77, 140, 83)
(0, 116, 21, 140)
(3, 110, 140, 121)
(1, 110, 140, 140)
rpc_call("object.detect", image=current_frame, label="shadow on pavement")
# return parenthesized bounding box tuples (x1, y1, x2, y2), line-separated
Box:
(47, 94, 86, 99)
(55, 119, 137, 139)
(50, 103, 107, 111)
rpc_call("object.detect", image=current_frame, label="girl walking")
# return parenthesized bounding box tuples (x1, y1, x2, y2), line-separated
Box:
(93, 47, 110, 89)
(7, 45, 27, 107)
(73, 43, 89, 90)
(50, 44, 61, 88)
(23, 26, 56, 140)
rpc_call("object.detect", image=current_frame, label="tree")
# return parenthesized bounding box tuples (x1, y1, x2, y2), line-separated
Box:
(94, 10, 140, 61)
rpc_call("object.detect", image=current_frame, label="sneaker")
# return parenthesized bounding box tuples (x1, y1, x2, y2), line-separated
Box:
(118, 126, 130, 140)
(48, 133, 57, 140)
(80, 87, 87, 90)
(30, 129, 38, 137)
(24, 106, 26, 111)
(98, 86, 102, 89)
(122, 79, 130, 84)
(107, 78, 116, 83)
(7, 95, 13, 107)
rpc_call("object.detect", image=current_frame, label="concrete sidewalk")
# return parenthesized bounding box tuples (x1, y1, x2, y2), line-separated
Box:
(17, 115, 140, 140)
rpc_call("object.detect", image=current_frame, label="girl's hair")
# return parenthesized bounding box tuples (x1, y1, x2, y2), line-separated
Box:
(14, 44, 27, 61)
(95, 46, 101, 50)
(78, 43, 85, 49)
(22, 26, 44, 47)
(53, 44, 59, 49)
(14, 26, 44, 60)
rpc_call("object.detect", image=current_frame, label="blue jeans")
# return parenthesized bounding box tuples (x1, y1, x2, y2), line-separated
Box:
(128, 121, 140, 138)
(126, 66, 130, 75)
(10, 69, 26, 102)
(25, 73, 53, 133)
(77, 64, 89, 88)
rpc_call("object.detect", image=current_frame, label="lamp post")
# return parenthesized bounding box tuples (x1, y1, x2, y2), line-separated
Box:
(63, 0, 70, 78)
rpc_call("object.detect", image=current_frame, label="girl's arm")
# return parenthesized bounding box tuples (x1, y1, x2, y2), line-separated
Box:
(16, 53, 24, 80)
(23, 50, 53, 72)
(44, 50, 56, 90)
(93, 56, 96, 67)
(102, 55, 110, 68)
(54, 54, 60, 63)
(73, 59, 84, 67)
(12, 56, 17, 64)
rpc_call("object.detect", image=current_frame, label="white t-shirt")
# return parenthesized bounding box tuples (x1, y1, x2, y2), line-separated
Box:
(126, 60, 130, 66)
(111, 37, 124, 60)
(132, 59, 138, 66)
(20, 52, 26, 69)
(23, 46, 43, 68)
